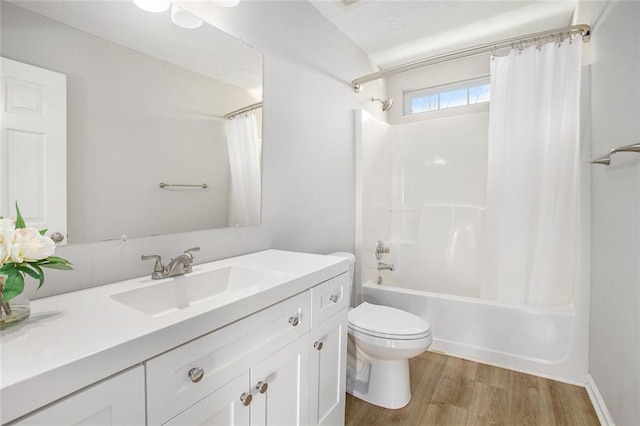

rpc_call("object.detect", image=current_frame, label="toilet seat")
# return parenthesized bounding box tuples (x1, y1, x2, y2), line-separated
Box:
(348, 302, 431, 340)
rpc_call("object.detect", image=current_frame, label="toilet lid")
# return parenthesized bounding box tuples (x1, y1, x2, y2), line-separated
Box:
(348, 302, 430, 337)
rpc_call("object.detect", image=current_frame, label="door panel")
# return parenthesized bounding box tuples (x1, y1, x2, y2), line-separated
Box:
(251, 335, 310, 426)
(1, 57, 67, 242)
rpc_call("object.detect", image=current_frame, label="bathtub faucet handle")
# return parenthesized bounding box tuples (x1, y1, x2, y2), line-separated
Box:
(375, 241, 390, 260)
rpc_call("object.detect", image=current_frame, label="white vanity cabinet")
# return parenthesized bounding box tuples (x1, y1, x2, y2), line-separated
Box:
(148, 272, 349, 426)
(0, 251, 351, 426)
(12, 366, 145, 425)
(163, 335, 310, 426)
(146, 291, 310, 425)
(309, 274, 349, 426)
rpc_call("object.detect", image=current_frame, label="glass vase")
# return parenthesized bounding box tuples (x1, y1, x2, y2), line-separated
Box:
(0, 278, 31, 329)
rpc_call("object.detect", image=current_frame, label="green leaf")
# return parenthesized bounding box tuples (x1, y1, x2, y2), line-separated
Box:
(0, 263, 17, 275)
(41, 256, 72, 265)
(16, 265, 42, 281)
(31, 263, 45, 289)
(14, 202, 26, 229)
(39, 228, 48, 236)
(2, 272, 24, 303)
(40, 262, 74, 271)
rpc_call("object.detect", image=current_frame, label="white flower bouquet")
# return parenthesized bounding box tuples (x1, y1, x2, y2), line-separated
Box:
(0, 204, 72, 316)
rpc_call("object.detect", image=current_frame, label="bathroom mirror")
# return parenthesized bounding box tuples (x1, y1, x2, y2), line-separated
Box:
(1, 1, 263, 244)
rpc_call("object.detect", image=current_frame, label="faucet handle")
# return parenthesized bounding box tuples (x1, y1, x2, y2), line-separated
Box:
(142, 254, 165, 279)
(184, 247, 200, 259)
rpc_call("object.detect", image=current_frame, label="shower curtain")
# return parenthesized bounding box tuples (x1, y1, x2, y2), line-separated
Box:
(225, 112, 261, 226)
(481, 38, 582, 306)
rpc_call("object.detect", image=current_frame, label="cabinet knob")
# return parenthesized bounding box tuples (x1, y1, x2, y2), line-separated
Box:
(289, 316, 299, 327)
(314, 340, 324, 351)
(240, 392, 253, 406)
(329, 294, 339, 303)
(188, 367, 204, 383)
(256, 381, 268, 394)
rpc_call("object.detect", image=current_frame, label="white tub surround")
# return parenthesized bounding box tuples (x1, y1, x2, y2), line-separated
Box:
(0, 250, 350, 424)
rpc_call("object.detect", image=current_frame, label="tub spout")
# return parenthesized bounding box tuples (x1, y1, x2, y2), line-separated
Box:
(378, 262, 394, 271)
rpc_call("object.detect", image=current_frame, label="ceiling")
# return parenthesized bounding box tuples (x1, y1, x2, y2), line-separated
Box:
(309, 0, 578, 69)
(8, 0, 263, 94)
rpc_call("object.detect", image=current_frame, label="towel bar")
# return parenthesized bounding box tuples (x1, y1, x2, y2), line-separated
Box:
(159, 183, 209, 189)
(590, 143, 640, 166)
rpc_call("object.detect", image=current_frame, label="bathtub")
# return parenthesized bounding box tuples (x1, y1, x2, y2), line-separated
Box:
(361, 281, 587, 384)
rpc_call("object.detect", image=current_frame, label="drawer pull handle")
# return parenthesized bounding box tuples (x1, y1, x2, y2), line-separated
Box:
(314, 340, 324, 351)
(188, 367, 204, 383)
(240, 392, 253, 406)
(256, 381, 268, 394)
(289, 316, 299, 327)
(329, 294, 339, 303)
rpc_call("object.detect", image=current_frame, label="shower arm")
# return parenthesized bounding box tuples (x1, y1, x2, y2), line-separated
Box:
(590, 143, 640, 166)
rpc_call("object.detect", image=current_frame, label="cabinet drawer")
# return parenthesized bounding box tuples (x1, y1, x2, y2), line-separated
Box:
(311, 273, 349, 327)
(146, 291, 310, 425)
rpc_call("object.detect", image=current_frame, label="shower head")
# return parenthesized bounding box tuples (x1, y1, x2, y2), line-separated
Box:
(370, 97, 393, 112)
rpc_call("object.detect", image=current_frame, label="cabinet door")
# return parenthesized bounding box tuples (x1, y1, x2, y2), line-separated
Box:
(250, 335, 310, 426)
(309, 309, 348, 426)
(164, 372, 251, 426)
(14, 366, 145, 425)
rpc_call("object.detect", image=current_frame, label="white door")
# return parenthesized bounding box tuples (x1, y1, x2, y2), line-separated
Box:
(251, 335, 310, 426)
(309, 309, 348, 426)
(0, 57, 67, 243)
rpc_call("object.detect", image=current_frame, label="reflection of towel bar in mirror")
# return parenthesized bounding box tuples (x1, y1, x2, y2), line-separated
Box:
(159, 183, 209, 189)
(590, 143, 640, 166)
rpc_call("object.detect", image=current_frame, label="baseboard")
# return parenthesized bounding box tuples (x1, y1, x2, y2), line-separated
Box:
(586, 374, 615, 425)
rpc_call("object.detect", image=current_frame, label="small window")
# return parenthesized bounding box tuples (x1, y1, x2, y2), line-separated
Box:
(404, 77, 490, 116)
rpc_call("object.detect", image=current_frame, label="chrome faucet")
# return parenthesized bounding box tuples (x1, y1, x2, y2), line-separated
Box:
(142, 247, 200, 279)
(377, 262, 394, 272)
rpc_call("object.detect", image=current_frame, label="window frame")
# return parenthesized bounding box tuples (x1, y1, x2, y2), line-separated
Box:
(403, 76, 490, 117)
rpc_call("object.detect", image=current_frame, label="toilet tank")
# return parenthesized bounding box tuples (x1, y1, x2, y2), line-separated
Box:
(329, 252, 355, 294)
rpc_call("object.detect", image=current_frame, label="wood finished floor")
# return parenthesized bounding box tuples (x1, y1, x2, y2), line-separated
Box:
(345, 351, 599, 426)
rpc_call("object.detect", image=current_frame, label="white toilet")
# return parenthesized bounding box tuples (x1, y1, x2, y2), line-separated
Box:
(328, 252, 432, 410)
(346, 302, 432, 409)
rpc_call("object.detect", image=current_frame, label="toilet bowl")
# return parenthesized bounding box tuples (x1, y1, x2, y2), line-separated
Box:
(346, 302, 432, 409)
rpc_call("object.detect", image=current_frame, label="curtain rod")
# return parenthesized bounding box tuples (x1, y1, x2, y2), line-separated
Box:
(224, 102, 263, 119)
(351, 24, 591, 92)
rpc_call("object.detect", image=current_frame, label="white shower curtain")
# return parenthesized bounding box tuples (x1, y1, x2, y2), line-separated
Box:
(481, 38, 582, 306)
(225, 112, 261, 226)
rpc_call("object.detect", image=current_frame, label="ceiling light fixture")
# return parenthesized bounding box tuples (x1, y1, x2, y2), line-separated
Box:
(171, 4, 204, 29)
(132, 0, 170, 13)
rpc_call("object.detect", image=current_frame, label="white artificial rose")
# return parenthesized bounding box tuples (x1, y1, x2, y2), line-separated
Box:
(0, 218, 16, 265)
(9, 227, 56, 263)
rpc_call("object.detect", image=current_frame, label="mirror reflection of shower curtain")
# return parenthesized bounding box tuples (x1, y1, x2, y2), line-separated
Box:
(225, 112, 261, 226)
(481, 38, 582, 306)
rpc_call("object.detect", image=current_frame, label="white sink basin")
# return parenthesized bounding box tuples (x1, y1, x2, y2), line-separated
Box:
(110, 266, 286, 317)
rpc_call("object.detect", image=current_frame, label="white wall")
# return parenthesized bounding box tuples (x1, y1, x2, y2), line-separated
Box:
(577, 1, 640, 424)
(20, 1, 382, 299)
(1, 3, 257, 242)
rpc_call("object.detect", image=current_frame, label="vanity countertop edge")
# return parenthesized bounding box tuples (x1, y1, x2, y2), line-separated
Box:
(0, 249, 349, 424)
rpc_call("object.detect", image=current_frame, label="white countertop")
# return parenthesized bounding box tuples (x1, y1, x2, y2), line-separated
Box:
(0, 249, 349, 423)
